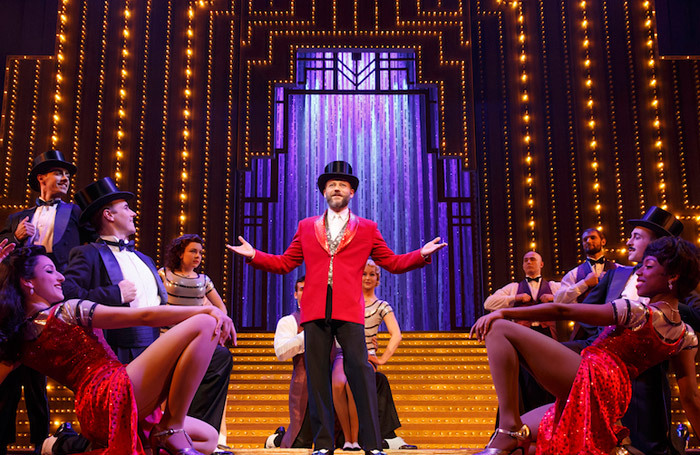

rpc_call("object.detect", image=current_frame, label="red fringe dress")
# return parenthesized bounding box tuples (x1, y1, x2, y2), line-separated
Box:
(536, 302, 696, 455)
(20, 302, 146, 455)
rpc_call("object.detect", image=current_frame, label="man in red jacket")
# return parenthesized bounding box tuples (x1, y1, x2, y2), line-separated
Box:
(228, 161, 445, 455)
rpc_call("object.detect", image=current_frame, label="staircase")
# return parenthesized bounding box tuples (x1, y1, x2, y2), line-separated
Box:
(10, 332, 700, 453)
(225, 332, 496, 449)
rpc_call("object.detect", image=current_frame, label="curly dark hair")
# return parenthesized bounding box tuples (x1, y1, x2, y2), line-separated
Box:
(164, 234, 204, 271)
(0, 246, 47, 363)
(643, 237, 700, 299)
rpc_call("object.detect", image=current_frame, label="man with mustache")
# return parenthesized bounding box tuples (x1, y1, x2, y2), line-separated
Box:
(565, 207, 694, 455)
(228, 161, 446, 455)
(0, 150, 94, 455)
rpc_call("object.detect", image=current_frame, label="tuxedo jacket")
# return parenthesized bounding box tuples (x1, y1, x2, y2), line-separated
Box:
(62, 242, 167, 349)
(0, 202, 95, 271)
(251, 211, 428, 325)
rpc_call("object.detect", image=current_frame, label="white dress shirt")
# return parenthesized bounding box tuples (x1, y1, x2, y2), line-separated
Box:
(326, 207, 349, 240)
(101, 235, 161, 308)
(484, 279, 561, 311)
(30, 201, 59, 253)
(274, 313, 305, 361)
(554, 259, 607, 304)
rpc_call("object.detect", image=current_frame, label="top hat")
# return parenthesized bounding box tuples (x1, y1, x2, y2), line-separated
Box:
(75, 177, 134, 225)
(316, 161, 359, 192)
(628, 206, 683, 238)
(29, 150, 77, 192)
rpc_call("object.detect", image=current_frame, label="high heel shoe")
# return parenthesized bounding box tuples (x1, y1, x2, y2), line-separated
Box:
(150, 428, 205, 455)
(473, 424, 531, 455)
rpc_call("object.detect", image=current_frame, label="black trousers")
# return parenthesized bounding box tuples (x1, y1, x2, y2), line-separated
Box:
(304, 319, 381, 451)
(187, 345, 234, 430)
(375, 372, 401, 439)
(0, 365, 49, 448)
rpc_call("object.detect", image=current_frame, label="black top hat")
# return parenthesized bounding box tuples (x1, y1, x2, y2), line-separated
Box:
(316, 161, 359, 192)
(75, 177, 134, 225)
(29, 150, 77, 192)
(628, 206, 683, 238)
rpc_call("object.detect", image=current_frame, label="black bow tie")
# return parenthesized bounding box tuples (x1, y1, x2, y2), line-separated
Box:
(588, 257, 606, 265)
(526, 276, 541, 283)
(100, 238, 135, 252)
(36, 198, 59, 207)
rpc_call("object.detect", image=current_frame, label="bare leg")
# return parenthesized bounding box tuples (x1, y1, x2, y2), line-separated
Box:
(484, 320, 581, 450)
(332, 354, 354, 445)
(346, 383, 359, 444)
(184, 416, 218, 454)
(126, 314, 218, 450)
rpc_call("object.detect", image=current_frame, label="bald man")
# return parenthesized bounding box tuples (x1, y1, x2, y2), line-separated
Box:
(484, 251, 561, 335)
(483, 251, 561, 417)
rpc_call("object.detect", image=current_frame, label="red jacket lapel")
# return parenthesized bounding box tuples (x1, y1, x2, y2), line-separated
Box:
(314, 213, 329, 254)
(336, 212, 359, 254)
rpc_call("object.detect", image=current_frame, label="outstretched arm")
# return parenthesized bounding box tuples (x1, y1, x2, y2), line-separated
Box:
(226, 236, 255, 259)
(672, 348, 700, 436)
(470, 302, 616, 341)
(420, 237, 448, 258)
(91, 303, 235, 345)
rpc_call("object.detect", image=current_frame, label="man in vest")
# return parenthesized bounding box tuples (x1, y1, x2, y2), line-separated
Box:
(554, 227, 617, 304)
(483, 251, 561, 416)
(228, 161, 445, 455)
(484, 251, 561, 337)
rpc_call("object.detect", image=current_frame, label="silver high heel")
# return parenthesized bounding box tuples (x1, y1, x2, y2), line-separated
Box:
(150, 428, 204, 455)
(474, 424, 531, 455)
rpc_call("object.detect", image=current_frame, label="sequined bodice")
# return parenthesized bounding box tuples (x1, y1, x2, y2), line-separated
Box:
(21, 309, 122, 393)
(591, 308, 685, 379)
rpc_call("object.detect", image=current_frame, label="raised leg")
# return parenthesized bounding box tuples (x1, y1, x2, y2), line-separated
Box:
(483, 319, 581, 450)
(126, 313, 218, 451)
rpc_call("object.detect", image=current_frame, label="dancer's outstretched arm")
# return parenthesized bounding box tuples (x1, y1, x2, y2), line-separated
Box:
(471, 301, 616, 341)
(672, 348, 700, 435)
(90, 303, 235, 345)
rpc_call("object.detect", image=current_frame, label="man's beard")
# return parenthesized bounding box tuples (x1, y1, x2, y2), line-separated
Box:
(326, 192, 351, 210)
(584, 244, 602, 256)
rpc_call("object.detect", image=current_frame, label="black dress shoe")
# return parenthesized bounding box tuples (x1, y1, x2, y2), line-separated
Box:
(365, 450, 386, 455)
(399, 444, 417, 449)
(54, 422, 77, 438)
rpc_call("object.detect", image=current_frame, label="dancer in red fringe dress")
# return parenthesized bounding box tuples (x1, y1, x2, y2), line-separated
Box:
(0, 244, 235, 455)
(470, 237, 700, 455)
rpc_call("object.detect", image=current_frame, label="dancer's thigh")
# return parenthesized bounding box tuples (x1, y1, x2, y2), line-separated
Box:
(126, 314, 216, 417)
(488, 319, 581, 399)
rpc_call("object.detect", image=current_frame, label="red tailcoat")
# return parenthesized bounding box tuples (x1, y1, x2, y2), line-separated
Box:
(250, 211, 428, 325)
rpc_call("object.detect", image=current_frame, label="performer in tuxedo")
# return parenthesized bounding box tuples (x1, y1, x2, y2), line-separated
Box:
(62, 177, 165, 362)
(228, 161, 446, 455)
(554, 227, 617, 304)
(569, 207, 690, 455)
(60, 178, 234, 455)
(0, 150, 94, 270)
(0, 150, 92, 455)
